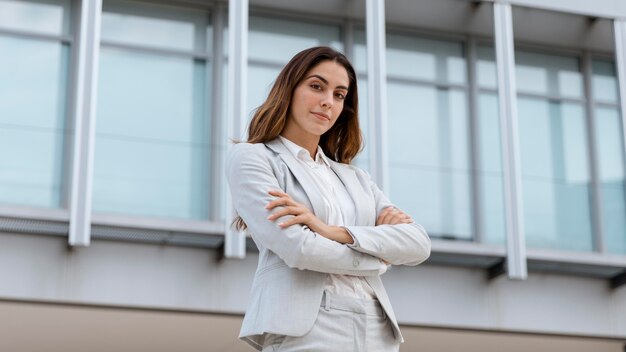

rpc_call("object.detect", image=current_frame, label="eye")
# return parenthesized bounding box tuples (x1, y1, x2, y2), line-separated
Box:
(310, 83, 323, 90)
(335, 92, 346, 100)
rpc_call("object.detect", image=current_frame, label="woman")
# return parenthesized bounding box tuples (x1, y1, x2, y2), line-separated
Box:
(227, 46, 431, 351)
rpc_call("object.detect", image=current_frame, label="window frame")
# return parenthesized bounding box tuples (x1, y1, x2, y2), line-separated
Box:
(1, 1, 626, 280)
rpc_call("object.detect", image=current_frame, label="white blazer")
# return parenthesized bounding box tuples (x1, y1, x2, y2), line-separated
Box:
(227, 138, 431, 350)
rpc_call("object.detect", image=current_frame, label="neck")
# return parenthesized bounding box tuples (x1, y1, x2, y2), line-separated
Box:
(281, 126, 320, 159)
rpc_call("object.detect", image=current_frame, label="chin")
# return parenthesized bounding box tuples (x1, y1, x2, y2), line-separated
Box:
(303, 125, 329, 137)
(309, 128, 330, 136)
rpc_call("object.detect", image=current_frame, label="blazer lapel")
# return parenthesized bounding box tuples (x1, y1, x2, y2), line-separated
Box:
(328, 160, 376, 226)
(265, 139, 328, 221)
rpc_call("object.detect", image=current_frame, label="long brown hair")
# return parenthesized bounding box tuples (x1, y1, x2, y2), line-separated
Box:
(233, 46, 362, 231)
(246, 46, 361, 162)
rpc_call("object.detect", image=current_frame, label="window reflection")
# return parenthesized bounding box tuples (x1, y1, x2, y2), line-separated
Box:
(478, 47, 626, 254)
(518, 98, 592, 251)
(352, 30, 367, 73)
(0, 36, 69, 208)
(386, 34, 466, 84)
(592, 60, 619, 103)
(353, 77, 369, 171)
(101, 12, 197, 52)
(94, 3, 212, 220)
(249, 16, 343, 65)
(0, 0, 68, 35)
(477, 46, 497, 89)
(384, 35, 471, 240)
(595, 107, 626, 254)
(475, 46, 506, 244)
(477, 93, 506, 244)
(388, 82, 472, 239)
(516, 51, 583, 99)
(247, 66, 280, 120)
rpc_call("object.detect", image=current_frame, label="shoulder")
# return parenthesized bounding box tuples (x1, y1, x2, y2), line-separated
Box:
(227, 142, 273, 169)
(230, 141, 265, 153)
(228, 142, 270, 158)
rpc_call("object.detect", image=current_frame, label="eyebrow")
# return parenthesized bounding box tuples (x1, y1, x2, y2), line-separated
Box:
(305, 74, 349, 91)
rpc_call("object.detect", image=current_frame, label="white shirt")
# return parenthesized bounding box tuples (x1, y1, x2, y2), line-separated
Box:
(279, 136, 376, 300)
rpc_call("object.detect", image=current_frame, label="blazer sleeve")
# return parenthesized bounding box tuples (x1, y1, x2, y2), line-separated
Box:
(344, 168, 431, 266)
(226, 143, 387, 276)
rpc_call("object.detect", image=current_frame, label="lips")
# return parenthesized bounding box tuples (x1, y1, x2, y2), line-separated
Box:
(311, 112, 330, 121)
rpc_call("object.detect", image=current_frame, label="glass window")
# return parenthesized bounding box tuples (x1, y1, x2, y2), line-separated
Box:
(0, 0, 70, 36)
(385, 35, 471, 240)
(248, 16, 343, 65)
(0, 2, 71, 209)
(247, 65, 280, 120)
(592, 59, 626, 254)
(518, 97, 592, 251)
(512, 50, 594, 252)
(387, 34, 466, 85)
(351, 30, 369, 169)
(476, 45, 506, 244)
(388, 84, 472, 239)
(354, 76, 369, 170)
(101, 13, 196, 52)
(477, 46, 497, 89)
(477, 93, 506, 244)
(592, 60, 619, 104)
(352, 29, 367, 74)
(93, 2, 212, 220)
(595, 108, 626, 254)
(516, 51, 583, 99)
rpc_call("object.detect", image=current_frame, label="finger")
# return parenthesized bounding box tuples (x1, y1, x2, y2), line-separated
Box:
(376, 207, 393, 225)
(268, 190, 290, 199)
(384, 207, 410, 225)
(376, 211, 384, 225)
(380, 207, 397, 224)
(267, 206, 302, 220)
(278, 215, 306, 228)
(389, 206, 407, 215)
(390, 211, 409, 220)
(398, 216, 413, 225)
(388, 212, 412, 225)
(265, 197, 296, 210)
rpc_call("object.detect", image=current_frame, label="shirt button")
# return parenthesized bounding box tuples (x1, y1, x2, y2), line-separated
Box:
(353, 258, 359, 267)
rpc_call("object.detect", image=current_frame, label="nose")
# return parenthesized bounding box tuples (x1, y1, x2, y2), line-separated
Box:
(320, 91, 333, 109)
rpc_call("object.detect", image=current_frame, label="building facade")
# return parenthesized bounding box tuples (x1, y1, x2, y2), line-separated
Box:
(1, 0, 626, 350)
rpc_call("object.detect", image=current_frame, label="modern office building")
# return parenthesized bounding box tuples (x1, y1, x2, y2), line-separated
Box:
(1, 0, 626, 350)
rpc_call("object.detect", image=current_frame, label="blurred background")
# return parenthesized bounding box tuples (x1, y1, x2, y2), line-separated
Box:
(1, 0, 626, 350)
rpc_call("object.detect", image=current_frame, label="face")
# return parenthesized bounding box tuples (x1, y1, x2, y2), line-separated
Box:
(284, 60, 350, 141)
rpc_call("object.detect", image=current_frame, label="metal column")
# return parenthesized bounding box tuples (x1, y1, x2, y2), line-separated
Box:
(614, 20, 626, 181)
(224, 0, 249, 258)
(467, 37, 484, 244)
(210, 5, 226, 222)
(582, 52, 606, 254)
(68, 0, 103, 247)
(493, 2, 527, 279)
(365, 0, 389, 192)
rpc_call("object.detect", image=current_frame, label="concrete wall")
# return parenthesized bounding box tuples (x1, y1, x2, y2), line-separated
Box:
(2, 231, 625, 340)
(1, 300, 624, 352)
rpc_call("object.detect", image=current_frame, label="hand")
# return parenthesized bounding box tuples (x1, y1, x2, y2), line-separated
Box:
(265, 190, 327, 233)
(265, 190, 354, 244)
(376, 206, 413, 226)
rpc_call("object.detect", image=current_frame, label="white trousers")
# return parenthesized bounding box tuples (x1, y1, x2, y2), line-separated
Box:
(261, 291, 400, 352)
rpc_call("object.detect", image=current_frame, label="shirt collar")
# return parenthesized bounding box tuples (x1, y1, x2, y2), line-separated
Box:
(278, 135, 331, 167)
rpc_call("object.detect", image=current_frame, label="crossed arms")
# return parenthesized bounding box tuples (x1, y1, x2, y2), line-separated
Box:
(227, 143, 431, 277)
